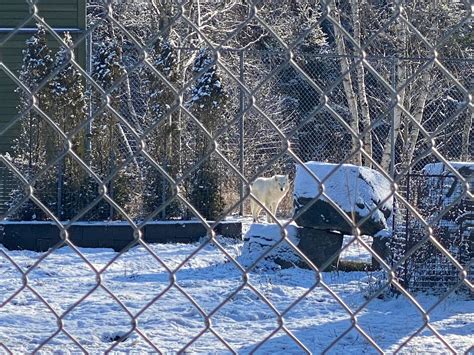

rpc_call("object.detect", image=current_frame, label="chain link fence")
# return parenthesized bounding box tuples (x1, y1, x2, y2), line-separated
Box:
(81, 50, 473, 220)
(390, 164, 473, 293)
(0, 0, 473, 352)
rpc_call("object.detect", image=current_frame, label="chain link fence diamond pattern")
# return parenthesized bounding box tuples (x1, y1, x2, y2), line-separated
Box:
(0, 0, 472, 353)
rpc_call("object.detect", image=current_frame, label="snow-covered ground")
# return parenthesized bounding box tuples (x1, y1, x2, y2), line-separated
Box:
(340, 235, 373, 264)
(0, 236, 472, 353)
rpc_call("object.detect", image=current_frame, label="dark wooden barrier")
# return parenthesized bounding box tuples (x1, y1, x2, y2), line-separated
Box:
(0, 221, 242, 252)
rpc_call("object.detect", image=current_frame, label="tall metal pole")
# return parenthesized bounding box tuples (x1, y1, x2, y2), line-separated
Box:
(239, 50, 245, 216)
(85, 31, 92, 165)
(57, 160, 63, 219)
(390, 57, 397, 178)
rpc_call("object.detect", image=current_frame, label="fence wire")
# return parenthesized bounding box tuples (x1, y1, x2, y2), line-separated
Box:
(0, 0, 473, 353)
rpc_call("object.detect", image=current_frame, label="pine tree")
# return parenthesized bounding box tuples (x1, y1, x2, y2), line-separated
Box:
(187, 48, 228, 220)
(49, 32, 90, 220)
(141, 37, 183, 219)
(90, 29, 140, 220)
(87, 34, 125, 220)
(9, 24, 55, 220)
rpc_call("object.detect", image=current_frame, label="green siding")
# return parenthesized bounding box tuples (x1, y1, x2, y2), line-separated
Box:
(0, 0, 86, 154)
(1, 35, 29, 153)
(0, 0, 86, 214)
(0, 37, 86, 154)
(0, 0, 83, 28)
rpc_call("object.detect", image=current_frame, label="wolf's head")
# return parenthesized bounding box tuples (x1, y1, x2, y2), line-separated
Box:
(274, 174, 289, 192)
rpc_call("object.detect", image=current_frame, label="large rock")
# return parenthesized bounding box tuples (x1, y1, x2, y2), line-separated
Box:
(423, 162, 474, 182)
(240, 224, 301, 269)
(240, 224, 343, 271)
(371, 231, 392, 269)
(421, 162, 474, 224)
(294, 162, 393, 236)
(297, 228, 344, 270)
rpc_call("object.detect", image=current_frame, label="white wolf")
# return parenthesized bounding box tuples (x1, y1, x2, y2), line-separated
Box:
(250, 174, 290, 223)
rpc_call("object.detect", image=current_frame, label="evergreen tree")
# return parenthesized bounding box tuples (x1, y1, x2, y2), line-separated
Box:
(9, 24, 55, 220)
(187, 48, 228, 220)
(50, 32, 90, 220)
(90, 28, 143, 220)
(141, 37, 183, 219)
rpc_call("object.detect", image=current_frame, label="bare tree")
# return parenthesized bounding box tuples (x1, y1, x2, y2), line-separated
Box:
(331, 2, 362, 166)
(330, 0, 471, 172)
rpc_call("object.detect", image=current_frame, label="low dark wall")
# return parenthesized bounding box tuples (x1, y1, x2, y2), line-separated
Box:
(0, 221, 242, 252)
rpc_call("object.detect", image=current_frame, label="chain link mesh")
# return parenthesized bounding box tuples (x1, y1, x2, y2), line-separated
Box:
(0, 0, 472, 352)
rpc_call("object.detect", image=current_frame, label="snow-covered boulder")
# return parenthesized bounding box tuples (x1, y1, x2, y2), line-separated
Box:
(371, 229, 392, 269)
(294, 162, 393, 236)
(421, 162, 473, 221)
(423, 161, 474, 178)
(240, 223, 343, 270)
(240, 224, 301, 269)
(420, 161, 473, 251)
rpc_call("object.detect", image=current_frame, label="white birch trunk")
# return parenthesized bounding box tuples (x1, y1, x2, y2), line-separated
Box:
(403, 70, 431, 168)
(381, 62, 407, 172)
(332, 3, 361, 166)
(380, 9, 408, 173)
(350, 0, 372, 167)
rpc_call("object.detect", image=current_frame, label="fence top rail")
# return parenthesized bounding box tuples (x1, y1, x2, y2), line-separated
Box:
(0, 27, 84, 34)
(407, 173, 474, 178)
(163, 46, 474, 62)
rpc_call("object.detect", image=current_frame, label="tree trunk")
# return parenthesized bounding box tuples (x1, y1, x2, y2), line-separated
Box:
(350, 0, 372, 167)
(332, 3, 361, 166)
(381, 61, 406, 172)
(403, 70, 431, 169)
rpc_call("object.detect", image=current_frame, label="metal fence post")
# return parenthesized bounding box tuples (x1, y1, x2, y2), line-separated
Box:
(239, 49, 245, 216)
(403, 171, 411, 289)
(85, 31, 92, 166)
(390, 56, 398, 179)
(57, 161, 63, 219)
(110, 149, 115, 220)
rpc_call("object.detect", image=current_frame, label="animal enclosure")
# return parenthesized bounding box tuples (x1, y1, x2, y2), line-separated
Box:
(0, 0, 472, 353)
